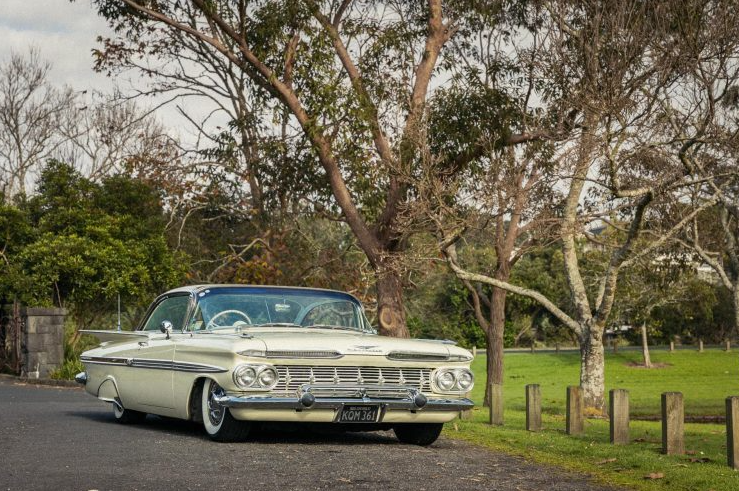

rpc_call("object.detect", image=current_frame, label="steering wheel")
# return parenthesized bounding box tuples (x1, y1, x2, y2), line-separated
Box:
(206, 309, 252, 330)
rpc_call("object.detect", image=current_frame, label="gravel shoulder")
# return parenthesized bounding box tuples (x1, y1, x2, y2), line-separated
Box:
(0, 379, 626, 491)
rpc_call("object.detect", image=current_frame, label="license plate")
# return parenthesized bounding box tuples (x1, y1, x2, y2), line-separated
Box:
(338, 405, 379, 423)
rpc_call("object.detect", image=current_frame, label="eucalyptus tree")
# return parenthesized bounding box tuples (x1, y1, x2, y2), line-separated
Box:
(414, 2, 566, 415)
(88, 0, 543, 336)
(431, 0, 739, 411)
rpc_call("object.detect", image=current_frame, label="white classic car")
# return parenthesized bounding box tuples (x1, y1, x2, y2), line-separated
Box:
(77, 285, 474, 445)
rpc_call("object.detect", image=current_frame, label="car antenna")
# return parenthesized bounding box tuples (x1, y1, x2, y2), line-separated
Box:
(117, 293, 122, 332)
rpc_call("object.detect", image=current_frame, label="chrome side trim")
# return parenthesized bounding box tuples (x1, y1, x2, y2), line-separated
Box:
(80, 356, 129, 366)
(80, 356, 227, 373)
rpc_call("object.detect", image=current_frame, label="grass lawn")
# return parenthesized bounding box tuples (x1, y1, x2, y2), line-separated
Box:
(444, 348, 739, 490)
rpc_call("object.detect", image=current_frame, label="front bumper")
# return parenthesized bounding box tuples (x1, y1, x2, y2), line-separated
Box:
(213, 384, 474, 413)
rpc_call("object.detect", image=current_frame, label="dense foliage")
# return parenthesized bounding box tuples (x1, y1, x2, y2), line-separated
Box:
(0, 161, 186, 330)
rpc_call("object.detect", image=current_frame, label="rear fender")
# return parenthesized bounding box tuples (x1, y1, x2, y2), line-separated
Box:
(96, 377, 121, 408)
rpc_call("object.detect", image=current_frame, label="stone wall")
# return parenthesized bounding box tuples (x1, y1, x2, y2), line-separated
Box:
(21, 307, 66, 378)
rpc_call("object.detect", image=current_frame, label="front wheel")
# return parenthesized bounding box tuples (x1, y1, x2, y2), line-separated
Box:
(113, 403, 147, 424)
(394, 423, 443, 446)
(201, 379, 250, 442)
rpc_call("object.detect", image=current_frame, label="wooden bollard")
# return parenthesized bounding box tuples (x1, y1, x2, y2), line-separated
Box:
(698, 339, 704, 352)
(555, 343, 560, 354)
(669, 341, 675, 352)
(609, 389, 629, 445)
(530, 343, 535, 354)
(727, 396, 739, 469)
(726, 340, 731, 352)
(566, 386, 584, 435)
(526, 384, 542, 432)
(661, 392, 684, 455)
(472, 346, 477, 357)
(489, 383, 504, 426)
(459, 409, 473, 420)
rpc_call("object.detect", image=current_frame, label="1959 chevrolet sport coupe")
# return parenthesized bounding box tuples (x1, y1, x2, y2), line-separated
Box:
(77, 285, 474, 445)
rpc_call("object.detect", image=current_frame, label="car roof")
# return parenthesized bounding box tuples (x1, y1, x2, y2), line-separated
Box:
(161, 284, 362, 302)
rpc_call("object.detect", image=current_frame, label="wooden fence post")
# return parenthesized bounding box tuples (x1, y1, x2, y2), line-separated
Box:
(609, 389, 629, 445)
(669, 341, 675, 352)
(566, 386, 584, 435)
(489, 383, 504, 426)
(726, 340, 731, 352)
(698, 339, 704, 352)
(526, 384, 542, 432)
(727, 396, 739, 469)
(662, 392, 684, 455)
(472, 346, 477, 357)
(555, 343, 560, 354)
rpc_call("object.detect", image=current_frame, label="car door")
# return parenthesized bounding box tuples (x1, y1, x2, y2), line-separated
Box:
(124, 293, 191, 409)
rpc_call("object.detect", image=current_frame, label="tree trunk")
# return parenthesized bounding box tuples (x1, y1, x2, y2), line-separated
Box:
(733, 285, 739, 338)
(640, 323, 652, 368)
(485, 286, 507, 424)
(579, 323, 606, 413)
(375, 269, 409, 338)
(483, 327, 494, 407)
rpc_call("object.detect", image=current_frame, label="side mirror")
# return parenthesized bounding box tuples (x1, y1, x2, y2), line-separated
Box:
(160, 320, 173, 339)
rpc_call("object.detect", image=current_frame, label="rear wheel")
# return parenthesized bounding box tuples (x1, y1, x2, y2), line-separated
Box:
(113, 403, 147, 424)
(394, 423, 443, 446)
(201, 379, 250, 442)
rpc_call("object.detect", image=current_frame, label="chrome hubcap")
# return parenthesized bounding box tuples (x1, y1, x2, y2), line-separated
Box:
(207, 382, 225, 426)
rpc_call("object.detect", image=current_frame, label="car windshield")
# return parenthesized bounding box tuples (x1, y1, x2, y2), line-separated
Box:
(188, 287, 370, 332)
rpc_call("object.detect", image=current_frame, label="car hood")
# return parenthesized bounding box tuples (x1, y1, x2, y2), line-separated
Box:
(243, 328, 464, 358)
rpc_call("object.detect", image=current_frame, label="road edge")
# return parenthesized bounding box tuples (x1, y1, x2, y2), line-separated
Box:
(0, 373, 80, 388)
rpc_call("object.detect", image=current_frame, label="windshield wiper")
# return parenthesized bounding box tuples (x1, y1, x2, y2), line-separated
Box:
(252, 322, 303, 328)
(304, 324, 358, 331)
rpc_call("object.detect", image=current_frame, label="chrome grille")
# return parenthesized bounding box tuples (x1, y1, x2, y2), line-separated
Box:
(274, 365, 433, 394)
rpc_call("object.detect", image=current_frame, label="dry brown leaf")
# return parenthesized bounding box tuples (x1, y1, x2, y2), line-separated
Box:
(688, 457, 711, 463)
(644, 472, 665, 480)
(596, 458, 618, 465)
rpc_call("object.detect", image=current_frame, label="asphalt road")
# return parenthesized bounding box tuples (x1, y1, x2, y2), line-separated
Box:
(0, 379, 623, 491)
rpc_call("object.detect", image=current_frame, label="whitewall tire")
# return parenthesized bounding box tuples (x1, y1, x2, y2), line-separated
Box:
(201, 379, 250, 442)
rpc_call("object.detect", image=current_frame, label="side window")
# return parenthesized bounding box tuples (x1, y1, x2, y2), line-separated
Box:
(142, 295, 190, 331)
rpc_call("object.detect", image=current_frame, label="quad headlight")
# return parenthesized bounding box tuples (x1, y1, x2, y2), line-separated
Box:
(432, 368, 474, 393)
(233, 364, 279, 390)
(257, 366, 278, 387)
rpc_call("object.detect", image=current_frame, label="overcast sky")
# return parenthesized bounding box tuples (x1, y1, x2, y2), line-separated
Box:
(0, 1, 115, 92)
